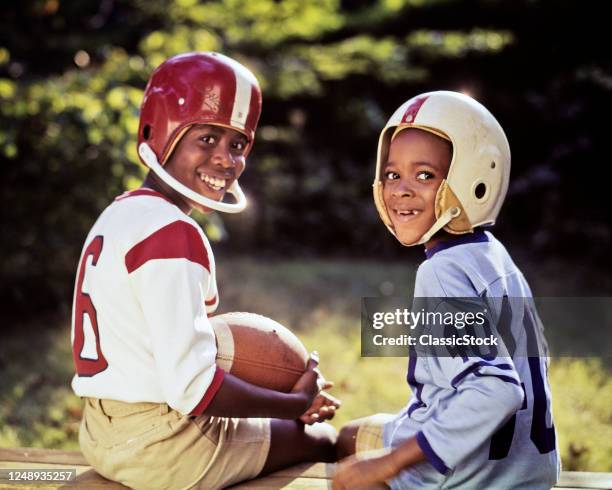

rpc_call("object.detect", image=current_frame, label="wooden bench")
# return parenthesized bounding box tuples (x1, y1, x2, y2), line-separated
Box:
(1, 448, 611, 489)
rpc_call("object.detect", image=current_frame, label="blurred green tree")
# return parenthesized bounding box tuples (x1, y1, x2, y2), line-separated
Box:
(1, 0, 610, 315)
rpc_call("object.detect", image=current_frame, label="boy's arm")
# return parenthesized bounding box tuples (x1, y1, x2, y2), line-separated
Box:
(203, 357, 323, 419)
(127, 222, 221, 415)
(334, 356, 523, 489)
(127, 220, 337, 420)
(404, 260, 524, 475)
(126, 219, 312, 418)
(333, 438, 425, 490)
(133, 254, 325, 418)
(411, 355, 524, 474)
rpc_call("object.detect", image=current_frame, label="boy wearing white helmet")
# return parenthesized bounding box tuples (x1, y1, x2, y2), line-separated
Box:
(334, 91, 559, 489)
(71, 52, 339, 490)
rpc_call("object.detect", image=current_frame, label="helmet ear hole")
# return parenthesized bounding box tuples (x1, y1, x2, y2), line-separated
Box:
(475, 182, 487, 200)
(143, 124, 151, 140)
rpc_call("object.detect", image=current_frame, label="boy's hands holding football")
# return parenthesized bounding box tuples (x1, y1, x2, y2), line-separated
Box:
(291, 352, 341, 424)
(299, 382, 341, 424)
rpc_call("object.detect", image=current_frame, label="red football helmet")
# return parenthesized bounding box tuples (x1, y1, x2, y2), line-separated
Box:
(137, 52, 262, 213)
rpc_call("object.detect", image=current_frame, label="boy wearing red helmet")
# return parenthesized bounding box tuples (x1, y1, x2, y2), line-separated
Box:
(333, 92, 559, 489)
(71, 52, 338, 489)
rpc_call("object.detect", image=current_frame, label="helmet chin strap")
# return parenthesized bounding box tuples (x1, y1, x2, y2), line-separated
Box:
(416, 206, 461, 245)
(138, 143, 247, 214)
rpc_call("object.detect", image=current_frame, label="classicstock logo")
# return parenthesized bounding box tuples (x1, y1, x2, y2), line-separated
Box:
(361, 297, 610, 358)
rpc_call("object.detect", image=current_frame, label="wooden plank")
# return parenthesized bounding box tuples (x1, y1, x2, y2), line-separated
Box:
(0, 462, 127, 489)
(2, 448, 612, 490)
(230, 463, 389, 489)
(236, 463, 612, 489)
(69, 468, 128, 489)
(266, 463, 335, 479)
(556, 471, 612, 489)
(231, 467, 612, 489)
(0, 448, 87, 466)
(231, 475, 332, 489)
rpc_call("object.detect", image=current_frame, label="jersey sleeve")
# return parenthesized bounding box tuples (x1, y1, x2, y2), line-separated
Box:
(204, 271, 219, 314)
(416, 355, 524, 473)
(125, 219, 224, 415)
(411, 257, 524, 474)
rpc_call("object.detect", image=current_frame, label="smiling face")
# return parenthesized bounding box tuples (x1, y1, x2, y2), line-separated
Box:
(160, 124, 248, 213)
(382, 128, 452, 246)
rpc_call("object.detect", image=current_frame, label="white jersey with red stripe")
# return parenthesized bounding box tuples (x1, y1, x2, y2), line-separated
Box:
(70, 189, 224, 415)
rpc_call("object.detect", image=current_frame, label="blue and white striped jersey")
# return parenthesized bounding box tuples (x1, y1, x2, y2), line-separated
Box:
(383, 230, 560, 489)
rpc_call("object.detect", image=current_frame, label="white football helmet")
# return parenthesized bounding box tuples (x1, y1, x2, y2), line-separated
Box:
(373, 91, 511, 246)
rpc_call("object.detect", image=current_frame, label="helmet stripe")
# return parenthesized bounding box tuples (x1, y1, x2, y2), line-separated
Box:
(401, 95, 429, 124)
(231, 71, 252, 131)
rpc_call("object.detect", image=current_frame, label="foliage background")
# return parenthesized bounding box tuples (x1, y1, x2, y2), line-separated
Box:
(2, 0, 611, 312)
(0, 0, 610, 473)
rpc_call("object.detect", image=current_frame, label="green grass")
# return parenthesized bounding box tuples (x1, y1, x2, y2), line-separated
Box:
(1, 258, 610, 471)
(0, 317, 82, 450)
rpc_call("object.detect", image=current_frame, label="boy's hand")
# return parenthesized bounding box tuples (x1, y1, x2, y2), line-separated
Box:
(291, 352, 326, 413)
(299, 381, 341, 425)
(333, 449, 399, 490)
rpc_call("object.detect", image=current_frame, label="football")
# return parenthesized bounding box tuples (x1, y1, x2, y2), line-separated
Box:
(210, 312, 309, 392)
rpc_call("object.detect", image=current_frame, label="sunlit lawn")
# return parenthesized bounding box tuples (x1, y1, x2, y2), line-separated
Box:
(1, 258, 610, 472)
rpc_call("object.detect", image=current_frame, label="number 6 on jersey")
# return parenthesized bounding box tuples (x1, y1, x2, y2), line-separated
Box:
(72, 235, 108, 377)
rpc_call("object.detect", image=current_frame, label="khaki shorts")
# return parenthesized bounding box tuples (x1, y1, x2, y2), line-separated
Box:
(355, 413, 394, 454)
(79, 398, 271, 490)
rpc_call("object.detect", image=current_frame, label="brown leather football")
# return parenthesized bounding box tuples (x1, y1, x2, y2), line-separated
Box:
(210, 312, 309, 392)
